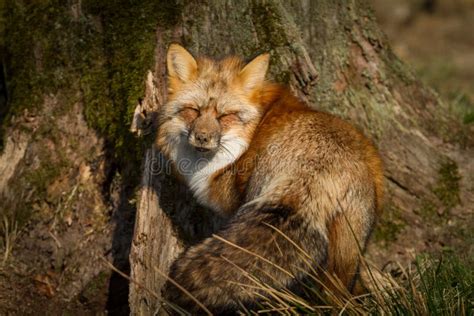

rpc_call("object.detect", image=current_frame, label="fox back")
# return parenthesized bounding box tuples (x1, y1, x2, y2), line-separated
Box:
(157, 44, 384, 314)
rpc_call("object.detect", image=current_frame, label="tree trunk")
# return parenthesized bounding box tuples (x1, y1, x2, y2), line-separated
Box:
(128, 0, 473, 314)
(0, 0, 471, 314)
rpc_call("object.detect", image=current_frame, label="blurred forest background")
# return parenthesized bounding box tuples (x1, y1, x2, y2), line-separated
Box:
(0, 0, 472, 314)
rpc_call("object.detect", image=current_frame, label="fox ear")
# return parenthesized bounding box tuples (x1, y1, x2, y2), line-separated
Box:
(167, 44, 198, 82)
(239, 53, 270, 90)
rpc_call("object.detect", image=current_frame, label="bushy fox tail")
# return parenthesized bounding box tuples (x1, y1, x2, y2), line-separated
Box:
(163, 200, 333, 314)
(163, 184, 376, 314)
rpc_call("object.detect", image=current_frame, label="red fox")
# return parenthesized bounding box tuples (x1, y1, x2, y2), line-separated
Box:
(156, 44, 384, 313)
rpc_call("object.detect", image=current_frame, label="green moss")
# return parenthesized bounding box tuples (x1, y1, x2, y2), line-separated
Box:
(250, 2, 291, 50)
(5, 2, 72, 114)
(373, 205, 406, 245)
(433, 160, 461, 210)
(2, 1, 182, 228)
(418, 198, 440, 222)
(4, 0, 181, 156)
(416, 160, 461, 223)
(80, 270, 110, 300)
(464, 112, 474, 124)
(0, 1, 5, 47)
(249, 2, 294, 84)
(78, 0, 181, 168)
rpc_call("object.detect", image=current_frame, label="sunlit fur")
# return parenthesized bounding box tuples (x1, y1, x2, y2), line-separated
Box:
(157, 47, 265, 210)
(157, 44, 384, 314)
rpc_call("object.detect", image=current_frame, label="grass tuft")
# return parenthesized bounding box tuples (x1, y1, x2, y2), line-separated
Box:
(162, 232, 473, 315)
(0, 215, 19, 267)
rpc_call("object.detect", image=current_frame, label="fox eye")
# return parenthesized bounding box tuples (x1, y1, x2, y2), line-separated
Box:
(179, 106, 199, 114)
(218, 112, 237, 119)
(218, 113, 241, 125)
(180, 106, 199, 121)
(180, 105, 199, 113)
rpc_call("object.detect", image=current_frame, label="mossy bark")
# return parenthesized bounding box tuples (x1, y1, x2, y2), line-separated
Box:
(0, 0, 179, 313)
(0, 0, 472, 314)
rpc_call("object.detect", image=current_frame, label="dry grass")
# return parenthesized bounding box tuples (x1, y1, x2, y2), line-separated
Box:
(161, 226, 473, 315)
(111, 199, 473, 315)
(0, 215, 19, 268)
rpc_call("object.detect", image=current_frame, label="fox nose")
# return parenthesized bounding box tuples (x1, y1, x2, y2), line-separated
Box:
(195, 132, 210, 145)
(190, 114, 221, 149)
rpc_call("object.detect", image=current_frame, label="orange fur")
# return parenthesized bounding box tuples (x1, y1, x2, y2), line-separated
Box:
(158, 44, 384, 313)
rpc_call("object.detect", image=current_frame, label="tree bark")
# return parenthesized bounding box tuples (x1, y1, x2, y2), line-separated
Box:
(1, 0, 471, 314)
(128, 0, 473, 314)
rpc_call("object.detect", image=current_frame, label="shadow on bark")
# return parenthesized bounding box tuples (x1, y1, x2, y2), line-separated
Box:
(0, 62, 9, 150)
(102, 158, 136, 315)
(152, 167, 226, 246)
(104, 147, 226, 313)
(105, 189, 134, 314)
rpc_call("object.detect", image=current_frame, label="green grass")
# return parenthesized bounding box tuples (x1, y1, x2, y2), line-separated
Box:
(242, 256, 474, 315)
(368, 255, 473, 315)
(447, 91, 474, 125)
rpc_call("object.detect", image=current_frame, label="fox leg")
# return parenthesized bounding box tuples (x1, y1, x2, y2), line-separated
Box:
(325, 203, 375, 296)
(163, 202, 328, 314)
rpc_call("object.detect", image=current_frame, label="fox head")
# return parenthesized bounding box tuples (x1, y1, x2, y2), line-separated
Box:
(156, 44, 269, 182)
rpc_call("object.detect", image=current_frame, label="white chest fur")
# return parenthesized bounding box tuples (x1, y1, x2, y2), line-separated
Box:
(169, 133, 248, 210)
